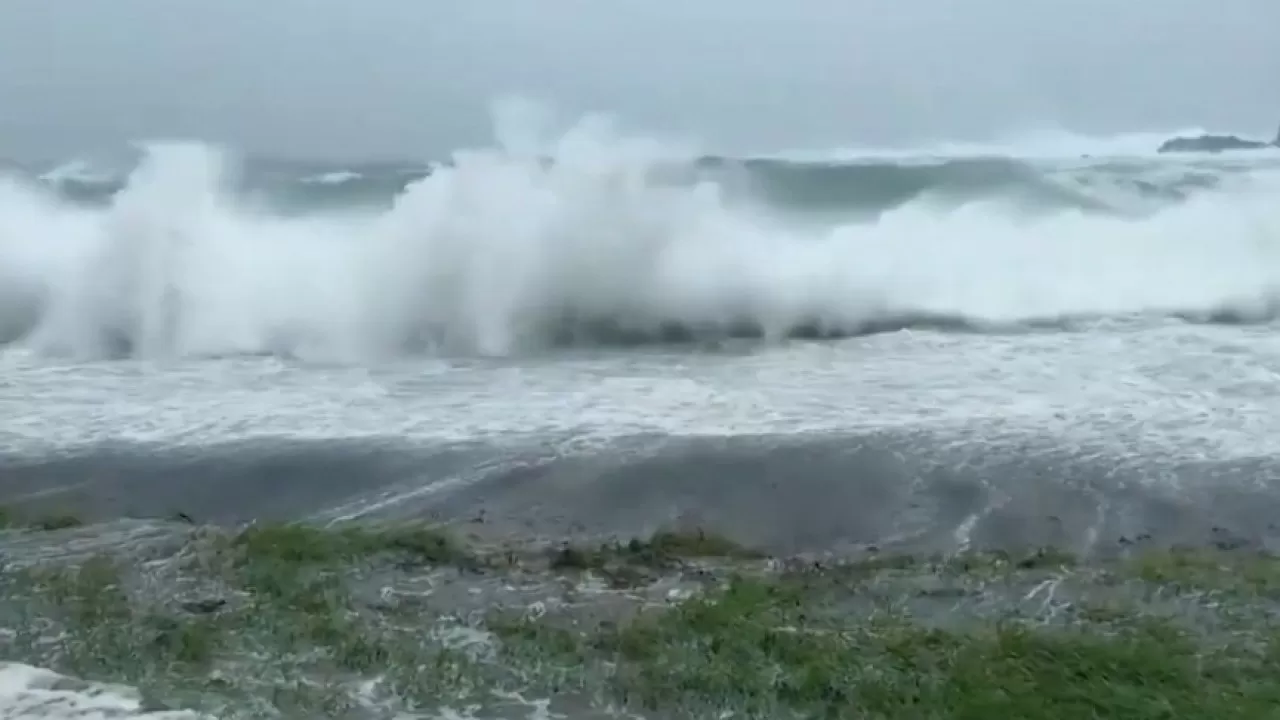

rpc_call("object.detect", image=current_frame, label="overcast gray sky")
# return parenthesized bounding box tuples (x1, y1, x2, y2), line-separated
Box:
(0, 0, 1277, 162)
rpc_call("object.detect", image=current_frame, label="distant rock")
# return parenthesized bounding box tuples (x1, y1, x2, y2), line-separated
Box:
(1157, 124, 1280, 154)
(1157, 135, 1269, 153)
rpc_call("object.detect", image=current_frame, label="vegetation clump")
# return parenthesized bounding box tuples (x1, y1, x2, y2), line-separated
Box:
(0, 505, 85, 531)
(5, 515, 1280, 718)
(230, 521, 472, 569)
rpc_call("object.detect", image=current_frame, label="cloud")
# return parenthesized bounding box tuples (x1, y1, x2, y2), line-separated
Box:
(0, 0, 1276, 160)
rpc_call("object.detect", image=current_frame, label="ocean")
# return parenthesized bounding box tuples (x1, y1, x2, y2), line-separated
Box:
(3, 115, 1280, 718)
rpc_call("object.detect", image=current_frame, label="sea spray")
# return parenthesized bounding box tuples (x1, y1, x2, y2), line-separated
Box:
(1, 105, 1279, 360)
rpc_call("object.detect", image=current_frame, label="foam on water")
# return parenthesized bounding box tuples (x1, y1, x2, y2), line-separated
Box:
(1, 101, 1279, 361)
(0, 663, 561, 720)
(0, 663, 205, 719)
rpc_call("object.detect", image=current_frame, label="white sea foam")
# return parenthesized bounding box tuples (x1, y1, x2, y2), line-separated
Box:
(0, 662, 564, 720)
(1, 101, 1279, 361)
(0, 663, 207, 720)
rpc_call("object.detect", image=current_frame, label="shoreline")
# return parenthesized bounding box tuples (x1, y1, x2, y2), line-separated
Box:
(4, 510, 1280, 718)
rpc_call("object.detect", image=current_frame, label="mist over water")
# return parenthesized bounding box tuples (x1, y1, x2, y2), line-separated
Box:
(1, 103, 1280, 362)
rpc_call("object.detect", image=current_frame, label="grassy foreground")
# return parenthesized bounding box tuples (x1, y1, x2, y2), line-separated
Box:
(4, 509, 1280, 718)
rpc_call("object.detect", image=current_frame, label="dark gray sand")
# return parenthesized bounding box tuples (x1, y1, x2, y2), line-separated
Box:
(4, 433, 1280, 718)
(5, 432, 1280, 554)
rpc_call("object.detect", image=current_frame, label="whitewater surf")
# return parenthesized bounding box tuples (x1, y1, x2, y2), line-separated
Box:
(2, 109, 1280, 361)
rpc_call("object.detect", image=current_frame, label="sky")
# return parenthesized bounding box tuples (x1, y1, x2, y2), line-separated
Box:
(0, 0, 1277, 162)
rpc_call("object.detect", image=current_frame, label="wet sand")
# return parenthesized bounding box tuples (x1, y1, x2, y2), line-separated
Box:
(4, 430, 1279, 561)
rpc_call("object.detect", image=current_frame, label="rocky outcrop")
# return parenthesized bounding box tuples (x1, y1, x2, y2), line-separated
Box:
(1157, 124, 1280, 154)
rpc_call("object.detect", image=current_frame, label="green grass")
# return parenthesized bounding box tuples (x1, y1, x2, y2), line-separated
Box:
(229, 521, 472, 568)
(1125, 546, 1280, 595)
(547, 528, 763, 587)
(495, 573, 1280, 718)
(6, 531, 489, 715)
(0, 506, 85, 531)
(18, 556, 226, 678)
(492, 543, 1280, 718)
(7, 517, 1280, 718)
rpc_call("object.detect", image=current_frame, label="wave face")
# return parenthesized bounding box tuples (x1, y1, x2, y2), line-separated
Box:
(3, 107, 1280, 360)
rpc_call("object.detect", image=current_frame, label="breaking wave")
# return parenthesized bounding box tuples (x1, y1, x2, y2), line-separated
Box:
(2, 103, 1280, 361)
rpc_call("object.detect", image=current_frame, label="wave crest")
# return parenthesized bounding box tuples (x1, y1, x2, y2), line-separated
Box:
(3, 105, 1280, 361)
